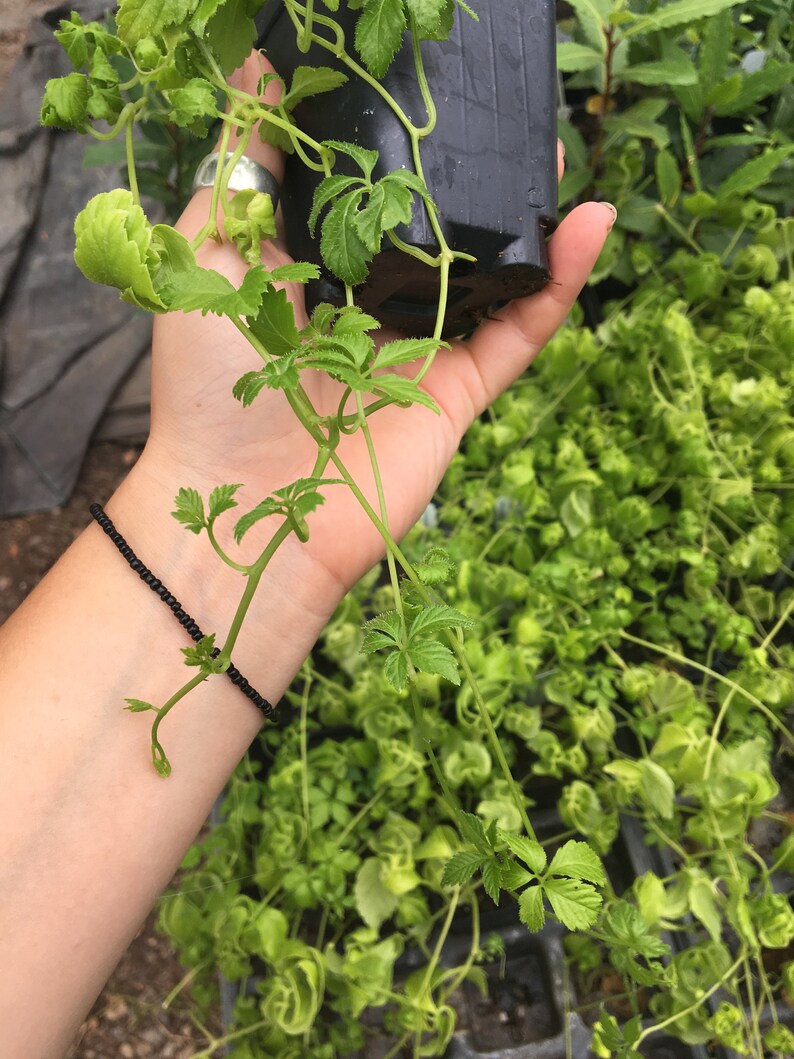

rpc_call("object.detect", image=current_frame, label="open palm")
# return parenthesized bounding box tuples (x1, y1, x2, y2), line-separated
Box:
(147, 53, 614, 599)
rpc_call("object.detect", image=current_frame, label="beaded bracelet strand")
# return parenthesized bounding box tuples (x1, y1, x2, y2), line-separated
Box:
(89, 503, 275, 717)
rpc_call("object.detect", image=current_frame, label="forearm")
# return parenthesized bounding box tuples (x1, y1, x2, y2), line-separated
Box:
(0, 450, 338, 1057)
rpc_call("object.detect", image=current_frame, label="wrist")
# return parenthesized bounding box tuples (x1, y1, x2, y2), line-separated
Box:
(105, 445, 344, 707)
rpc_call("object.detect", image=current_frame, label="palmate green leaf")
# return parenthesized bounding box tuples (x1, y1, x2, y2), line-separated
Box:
(309, 302, 339, 336)
(419, 0, 454, 39)
(321, 190, 370, 286)
(248, 287, 301, 355)
(324, 140, 380, 180)
(233, 498, 284, 543)
(624, 0, 743, 36)
(379, 178, 415, 229)
(361, 611, 404, 653)
(548, 840, 606, 886)
(415, 546, 454, 585)
(304, 353, 368, 391)
(502, 833, 547, 875)
(371, 373, 440, 413)
(233, 370, 270, 407)
(232, 358, 299, 404)
(355, 0, 407, 78)
(116, 0, 193, 46)
(167, 77, 218, 128)
(593, 1013, 642, 1059)
(283, 66, 349, 107)
(559, 486, 592, 539)
(409, 603, 475, 639)
(275, 476, 341, 507)
(209, 483, 243, 521)
(74, 189, 165, 311)
(309, 176, 363, 236)
(518, 886, 545, 932)
(124, 698, 156, 713)
(160, 264, 269, 317)
(354, 184, 387, 254)
(89, 47, 118, 85)
(458, 811, 492, 854)
(172, 487, 206, 533)
(190, 0, 226, 34)
(41, 73, 90, 131)
(269, 263, 321, 284)
(87, 79, 123, 125)
(442, 851, 485, 887)
(55, 12, 121, 69)
(333, 307, 380, 335)
(181, 632, 219, 668)
(500, 862, 533, 891)
(633, 872, 667, 927)
(406, 640, 461, 684)
(382, 168, 430, 198)
(544, 876, 602, 930)
(481, 858, 502, 905)
(404, 0, 447, 36)
(373, 338, 442, 371)
(315, 332, 374, 370)
(384, 650, 409, 691)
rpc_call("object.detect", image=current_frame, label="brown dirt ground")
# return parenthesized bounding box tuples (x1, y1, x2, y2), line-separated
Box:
(0, 442, 221, 1058)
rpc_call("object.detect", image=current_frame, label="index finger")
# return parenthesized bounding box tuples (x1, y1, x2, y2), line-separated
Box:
(177, 52, 288, 254)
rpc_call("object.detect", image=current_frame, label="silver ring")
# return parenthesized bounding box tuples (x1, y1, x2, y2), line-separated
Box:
(191, 151, 280, 209)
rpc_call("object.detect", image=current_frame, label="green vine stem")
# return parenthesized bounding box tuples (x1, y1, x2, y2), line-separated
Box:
(191, 119, 231, 249)
(124, 112, 140, 205)
(637, 954, 746, 1045)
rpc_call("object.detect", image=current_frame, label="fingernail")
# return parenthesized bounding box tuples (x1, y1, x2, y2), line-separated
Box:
(602, 202, 617, 228)
(558, 138, 565, 158)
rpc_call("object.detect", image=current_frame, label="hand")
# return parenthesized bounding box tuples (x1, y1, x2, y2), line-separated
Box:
(127, 52, 614, 659)
(0, 54, 614, 1049)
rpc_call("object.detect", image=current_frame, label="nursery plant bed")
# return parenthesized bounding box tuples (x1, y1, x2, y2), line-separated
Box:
(211, 805, 736, 1058)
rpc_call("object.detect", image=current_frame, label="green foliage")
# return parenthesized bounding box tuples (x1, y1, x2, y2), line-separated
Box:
(47, 0, 794, 1054)
(557, 0, 793, 286)
(234, 478, 342, 544)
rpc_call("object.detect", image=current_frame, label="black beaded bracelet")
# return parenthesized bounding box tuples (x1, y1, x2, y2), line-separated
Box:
(89, 503, 276, 718)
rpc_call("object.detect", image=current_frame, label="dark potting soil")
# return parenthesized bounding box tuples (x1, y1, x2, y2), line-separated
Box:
(455, 945, 561, 1049)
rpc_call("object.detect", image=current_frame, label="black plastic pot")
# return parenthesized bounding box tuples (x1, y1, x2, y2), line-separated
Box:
(256, 0, 558, 337)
